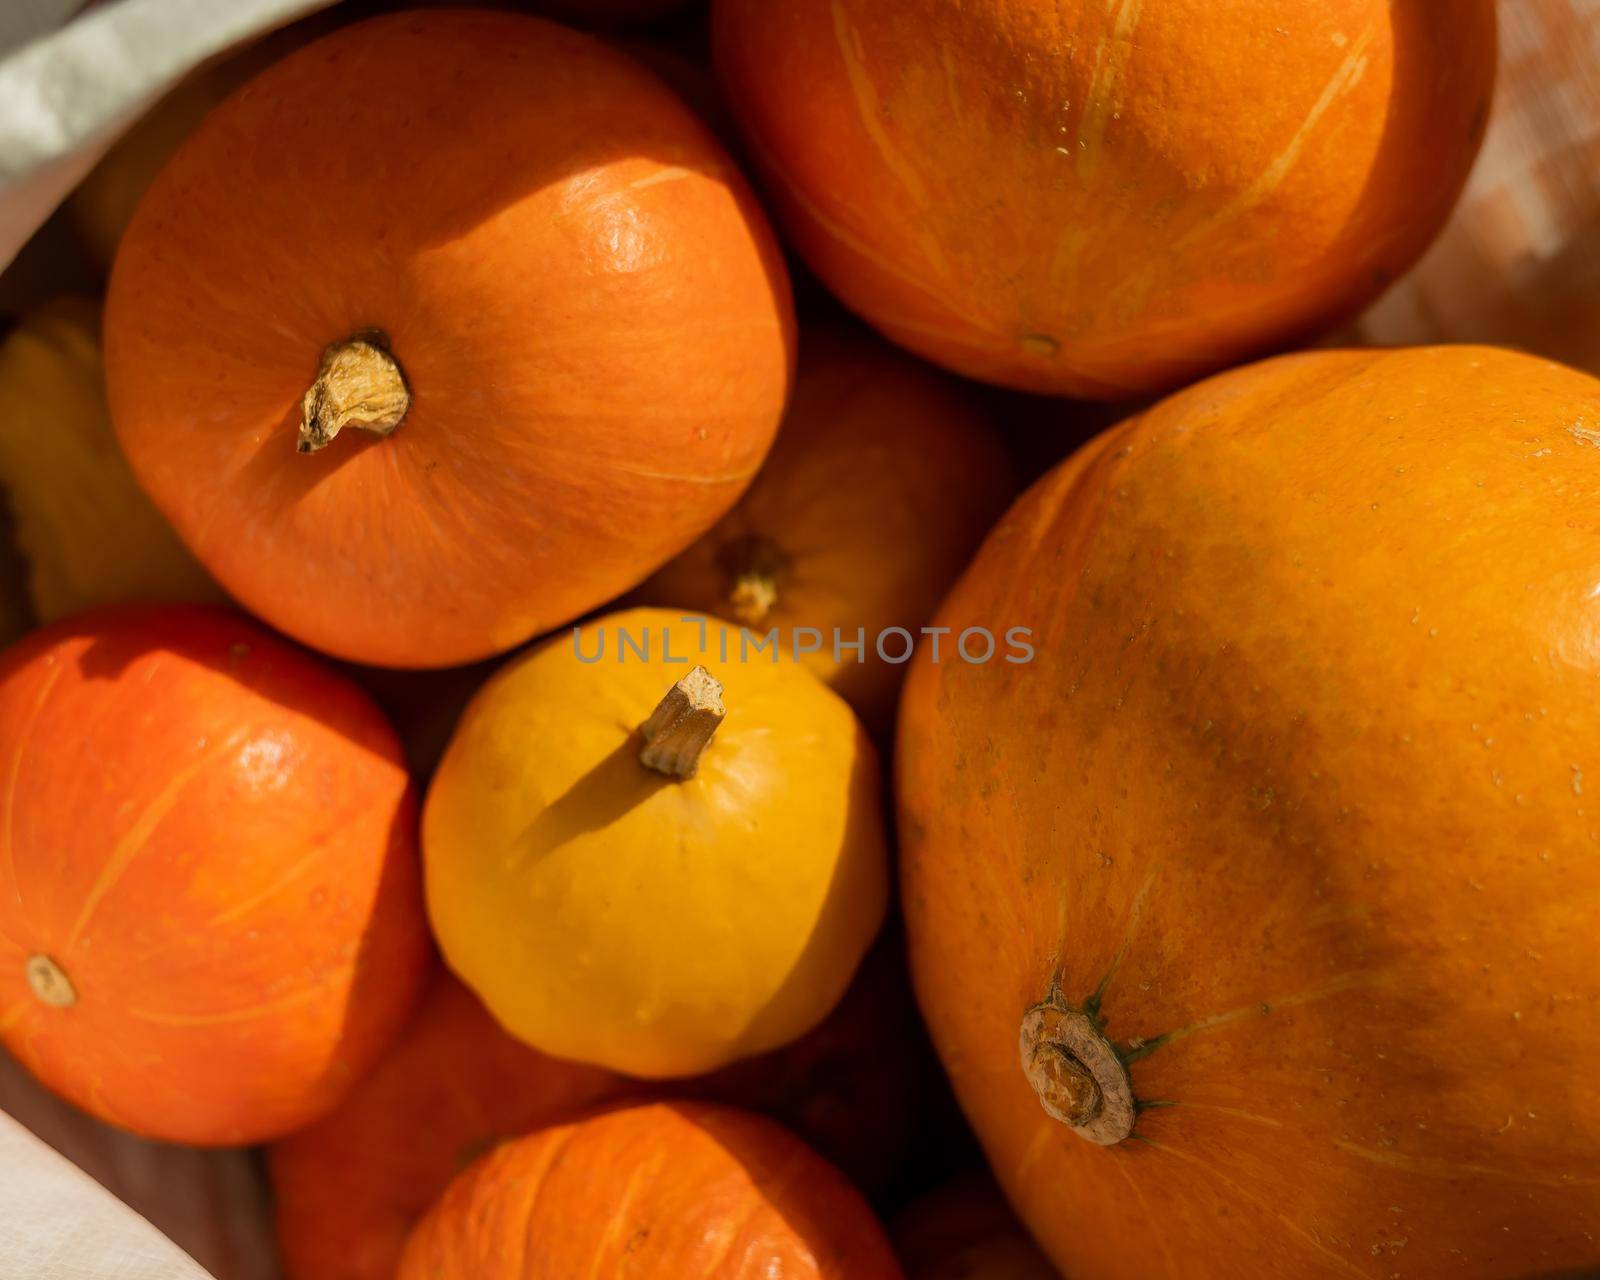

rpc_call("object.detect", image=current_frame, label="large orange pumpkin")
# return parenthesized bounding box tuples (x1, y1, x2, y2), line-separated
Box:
(898, 346, 1600, 1277)
(0, 604, 428, 1145)
(398, 1102, 903, 1279)
(106, 10, 793, 668)
(712, 0, 1495, 398)
(272, 939, 928, 1280)
(637, 329, 1015, 735)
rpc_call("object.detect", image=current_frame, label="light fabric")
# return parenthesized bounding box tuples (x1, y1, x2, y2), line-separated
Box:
(0, 0, 336, 270)
(0, 1111, 211, 1279)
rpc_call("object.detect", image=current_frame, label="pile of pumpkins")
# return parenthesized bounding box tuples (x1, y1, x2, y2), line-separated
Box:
(0, 1, 1595, 1277)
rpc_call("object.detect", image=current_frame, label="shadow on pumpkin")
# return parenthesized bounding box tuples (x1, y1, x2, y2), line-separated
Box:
(510, 735, 674, 866)
(70, 602, 399, 763)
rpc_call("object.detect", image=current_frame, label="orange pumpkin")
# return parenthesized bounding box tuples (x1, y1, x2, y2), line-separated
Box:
(271, 938, 931, 1280)
(0, 604, 428, 1145)
(270, 969, 636, 1280)
(68, 19, 331, 267)
(637, 329, 1015, 734)
(893, 1175, 1056, 1280)
(106, 10, 793, 668)
(712, 0, 1495, 397)
(398, 1102, 903, 1279)
(685, 930, 939, 1200)
(898, 346, 1600, 1277)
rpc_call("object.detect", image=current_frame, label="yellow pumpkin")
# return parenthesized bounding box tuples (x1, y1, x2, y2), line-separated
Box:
(423, 607, 888, 1077)
(0, 299, 220, 621)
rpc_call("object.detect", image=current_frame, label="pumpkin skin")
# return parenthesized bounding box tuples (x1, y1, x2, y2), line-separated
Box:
(106, 11, 794, 669)
(0, 604, 428, 1145)
(712, 0, 1495, 398)
(397, 1102, 904, 1280)
(271, 940, 927, 1280)
(425, 607, 887, 1077)
(897, 346, 1600, 1278)
(892, 1174, 1056, 1280)
(637, 329, 1016, 736)
(270, 969, 636, 1280)
(0, 299, 221, 622)
(68, 20, 328, 267)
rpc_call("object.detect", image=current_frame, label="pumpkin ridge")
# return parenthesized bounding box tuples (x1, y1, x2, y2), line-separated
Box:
(66, 724, 254, 949)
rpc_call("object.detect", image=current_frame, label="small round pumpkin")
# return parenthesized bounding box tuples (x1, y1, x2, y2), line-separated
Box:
(270, 969, 636, 1280)
(0, 604, 428, 1144)
(892, 1175, 1055, 1280)
(898, 347, 1600, 1277)
(106, 10, 793, 668)
(637, 329, 1015, 735)
(271, 940, 927, 1280)
(424, 607, 887, 1077)
(712, 0, 1495, 397)
(398, 1102, 903, 1280)
(0, 299, 220, 623)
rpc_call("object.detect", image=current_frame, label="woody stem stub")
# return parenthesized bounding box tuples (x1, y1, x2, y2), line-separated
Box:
(639, 666, 725, 779)
(1020, 994, 1135, 1145)
(26, 954, 76, 1008)
(298, 331, 410, 454)
(719, 535, 788, 627)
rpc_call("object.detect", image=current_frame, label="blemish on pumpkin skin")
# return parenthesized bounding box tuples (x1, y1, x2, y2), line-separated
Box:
(627, 166, 694, 192)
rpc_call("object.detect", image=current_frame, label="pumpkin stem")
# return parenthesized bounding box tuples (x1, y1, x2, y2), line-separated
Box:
(639, 665, 724, 779)
(1019, 993, 1134, 1145)
(298, 330, 410, 454)
(25, 954, 76, 1008)
(719, 535, 788, 626)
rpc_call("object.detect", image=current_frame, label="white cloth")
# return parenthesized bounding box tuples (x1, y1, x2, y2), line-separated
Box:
(0, 1112, 211, 1280)
(0, 0, 336, 271)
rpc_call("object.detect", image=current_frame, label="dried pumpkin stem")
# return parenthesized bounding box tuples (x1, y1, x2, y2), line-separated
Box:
(25, 954, 76, 1008)
(1019, 993, 1134, 1145)
(720, 534, 788, 626)
(298, 330, 410, 454)
(639, 665, 725, 778)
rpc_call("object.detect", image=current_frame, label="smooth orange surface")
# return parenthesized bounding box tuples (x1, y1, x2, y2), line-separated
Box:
(106, 11, 793, 668)
(0, 604, 428, 1145)
(398, 1102, 902, 1279)
(639, 329, 1016, 736)
(713, 0, 1494, 398)
(272, 941, 929, 1280)
(898, 347, 1600, 1277)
